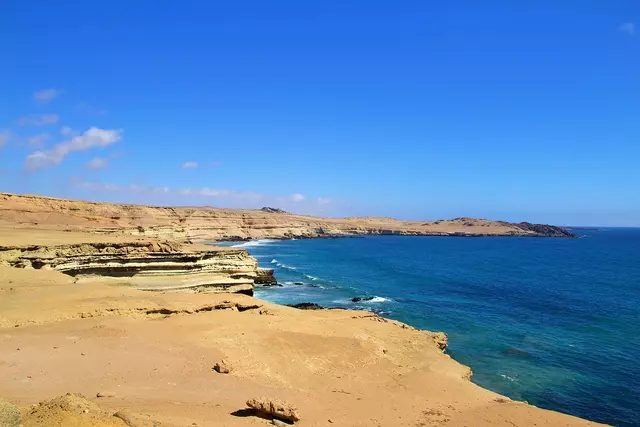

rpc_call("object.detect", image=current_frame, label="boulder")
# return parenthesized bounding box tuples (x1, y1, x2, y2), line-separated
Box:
(246, 397, 299, 422)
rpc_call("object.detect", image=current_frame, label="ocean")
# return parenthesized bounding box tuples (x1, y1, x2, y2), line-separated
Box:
(218, 228, 640, 426)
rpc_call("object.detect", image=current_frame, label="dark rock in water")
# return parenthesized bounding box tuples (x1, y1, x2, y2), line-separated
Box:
(260, 207, 288, 214)
(287, 302, 324, 310)
(351, 296, 375, 303)
(293, 282, 305, 286)
(515, 222, 575, 237)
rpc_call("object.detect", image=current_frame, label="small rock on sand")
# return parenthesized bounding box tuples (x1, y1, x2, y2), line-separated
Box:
(246, 397, 300, 422)
(213, 359, 231, 374)
(0, 398, 21, 427)
(96, 391, 116, 398)
(272, 419, 289, 426)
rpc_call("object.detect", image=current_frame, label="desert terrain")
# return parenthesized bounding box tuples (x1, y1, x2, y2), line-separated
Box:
(0, 193, 600, 427)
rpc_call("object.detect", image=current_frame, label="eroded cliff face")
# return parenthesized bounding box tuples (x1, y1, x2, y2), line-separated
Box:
(0, 240, 271, 295)
(0, 193, 574, 240)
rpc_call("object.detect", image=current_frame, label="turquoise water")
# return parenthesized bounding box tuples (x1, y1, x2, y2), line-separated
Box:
(219, 229, 640, 426)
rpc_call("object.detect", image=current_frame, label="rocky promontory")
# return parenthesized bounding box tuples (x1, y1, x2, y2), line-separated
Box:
(0, 237, 273, 295)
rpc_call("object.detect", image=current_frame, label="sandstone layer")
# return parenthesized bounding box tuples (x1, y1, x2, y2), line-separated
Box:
(0, 232, 272, 295)
(0, 192, 574, 241)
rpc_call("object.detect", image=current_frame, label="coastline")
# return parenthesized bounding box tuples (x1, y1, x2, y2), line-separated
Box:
(0, 194, 603, 426)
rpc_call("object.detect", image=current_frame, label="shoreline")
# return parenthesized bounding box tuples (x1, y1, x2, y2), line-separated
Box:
(0, 194, 606, 426)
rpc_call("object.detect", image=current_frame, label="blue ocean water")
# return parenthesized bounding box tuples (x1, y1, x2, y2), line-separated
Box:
(219, 229, 640, 426)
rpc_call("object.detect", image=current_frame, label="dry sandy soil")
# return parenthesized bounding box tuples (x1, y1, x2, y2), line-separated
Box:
(0, 255, 603, 426)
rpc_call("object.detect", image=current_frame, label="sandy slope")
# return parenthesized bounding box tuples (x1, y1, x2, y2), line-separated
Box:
(0, 264, 603, 426)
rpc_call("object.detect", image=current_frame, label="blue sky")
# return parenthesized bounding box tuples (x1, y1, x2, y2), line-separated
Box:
(1, 1, 638, 226)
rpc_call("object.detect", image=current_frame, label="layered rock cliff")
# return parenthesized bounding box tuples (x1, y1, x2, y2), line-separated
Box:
(0, 193, 574, 240)
(0, 240, 272, 295)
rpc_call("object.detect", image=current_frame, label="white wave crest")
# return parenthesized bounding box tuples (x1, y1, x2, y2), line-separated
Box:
(365, 296, 391, 303)
(232, 239, 278, 248)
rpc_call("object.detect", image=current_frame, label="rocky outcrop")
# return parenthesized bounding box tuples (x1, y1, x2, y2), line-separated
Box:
(514, 222, 574, 237)
(255, 268, 277, 285)
(246, 397, 300, 423)
(0, 241, 261, 295)
(0, 193, 575, 240)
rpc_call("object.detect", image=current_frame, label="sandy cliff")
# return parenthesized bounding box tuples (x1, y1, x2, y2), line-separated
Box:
(0, 192, 574, 240)
(0, 230, 273, 296)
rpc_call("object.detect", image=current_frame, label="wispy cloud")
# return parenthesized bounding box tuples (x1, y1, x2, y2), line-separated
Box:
(317, 197, 332, 205)
(0, 129, 10, 147)
(33, 88, 62, 104)
(291, 193, 306, 202)
(60, 126, 78, 137)
(74, 179, 263, 202)
(24, 127, 123, 171)
(182, 161, 198, 168)
(25, 133, 50, 149)
(18, 114, 60, 126)
(618, 22, 636, 36)
(86, 157, 109, 169)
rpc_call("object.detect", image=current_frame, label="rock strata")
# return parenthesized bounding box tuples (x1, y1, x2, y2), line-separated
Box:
(0, 240, 263, 295)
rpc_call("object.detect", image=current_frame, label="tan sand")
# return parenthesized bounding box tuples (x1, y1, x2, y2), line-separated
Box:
(0, 264, 604, 426)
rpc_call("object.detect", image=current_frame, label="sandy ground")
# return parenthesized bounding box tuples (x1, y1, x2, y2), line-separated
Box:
(0, 263, 604, 426)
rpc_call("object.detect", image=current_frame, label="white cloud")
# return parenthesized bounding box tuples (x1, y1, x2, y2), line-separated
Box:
(34, 89, 61, 104)
(179, 187, 263, 201)
(182, 161, 198, 168)
(18, 114, 60, 126)
(25, 133, 50, 149)
(60, 126, 77, 137)
(74, 180, 263, 202)
(87, 157, 108, 169)
(0, 129, 10, 147)
(317, 197, 332, 205)
(291, 193, 306, 202)
(24, 127, 122, 171)
(618, 22, 636, 36)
